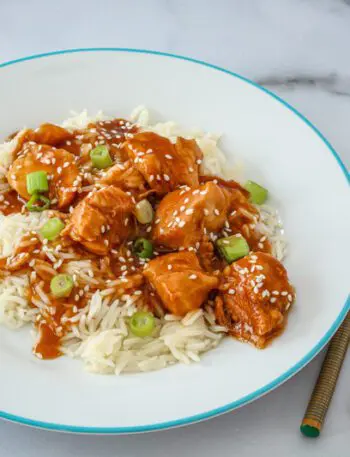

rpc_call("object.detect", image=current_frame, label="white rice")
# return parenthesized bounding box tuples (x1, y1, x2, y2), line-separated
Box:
(62, 109, 111, 132)
(0, 108, 287, 374)
(0, 129, 27, 171)
(0, 212, 48, 258)
(0, 274, 36, 329)
(60, 291, 223, 374)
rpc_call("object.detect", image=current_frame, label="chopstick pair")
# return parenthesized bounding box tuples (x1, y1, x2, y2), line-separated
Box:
(300, 311, 350, 437)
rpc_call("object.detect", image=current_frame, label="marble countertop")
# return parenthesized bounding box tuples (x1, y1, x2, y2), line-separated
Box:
(0, 1, 349, 456)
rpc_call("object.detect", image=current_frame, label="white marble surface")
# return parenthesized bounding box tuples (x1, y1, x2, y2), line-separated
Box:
(0, 1, 349, 456)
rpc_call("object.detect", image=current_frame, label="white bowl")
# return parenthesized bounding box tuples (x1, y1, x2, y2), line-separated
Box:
(0, 49, 348, 434)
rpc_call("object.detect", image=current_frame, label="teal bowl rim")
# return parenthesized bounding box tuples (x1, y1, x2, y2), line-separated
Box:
(0, 48, 349, 434)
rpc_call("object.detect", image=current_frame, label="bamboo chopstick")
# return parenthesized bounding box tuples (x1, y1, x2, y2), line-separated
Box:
(300, 311, 350, 438)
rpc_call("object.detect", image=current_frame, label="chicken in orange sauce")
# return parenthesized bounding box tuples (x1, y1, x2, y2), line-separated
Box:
(125, 132, 202, 194)
(153, 181, 233, 249)
(98, 160, 147, 195)
(7, 144, 80, 208)
(215, 252, 295, 348)
(144, 251, 218, 316)
(63, 185, 134, 255)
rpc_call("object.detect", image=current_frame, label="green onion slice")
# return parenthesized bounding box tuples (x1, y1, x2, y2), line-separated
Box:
(26, 171, 49, 195)
(40, 217, 65, 241)
(133, 238, 153, 259)
(50, 274, 74, 298)
(216, 234, 250, 263)
(129, 311, 155, 337)
(90, 145, 113, 169)
(135, 199, 154, 224)
(26, 193, 50, 212)
(244, 180, 268, 205)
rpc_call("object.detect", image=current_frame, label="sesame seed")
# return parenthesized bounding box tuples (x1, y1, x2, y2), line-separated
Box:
(189, 274, 197, 280)
(163, 174, 170, 181)
(185, 209, 194, 215)
(165, 154, 173, 160)
(180, 205, 185, 212)
(270, 297, 277, 303)
(119, 256, 126, 262)
(134, 290, 142, 296)
(196, 159, 202, 164)
(214, 209, 220, 216)
(178, 220, 186, 228)
(188, 167, 194, 173)
(288, 294, 293, 302)
(272, 290, 280, 296)
(258, 243, 264, 249)
(228, 289, 235, 295)
(281, 291, 288, 296)
(172, 210, 178, 216)
(193, 189, 200, 195)
(168, 265, 173, 270)
(204, 208, 209, 216)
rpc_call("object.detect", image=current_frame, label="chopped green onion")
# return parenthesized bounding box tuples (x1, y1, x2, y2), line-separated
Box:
(216, 234, 250, 263)
(90, 145, 113, 169)
(50, 274, 74, 298)
(40, 218, 65, 241)
(26, 193, 50, 212)
(244, 180, 268, 205)
(129, 311, 155, 337)
(135, 199, 154, 224)
(133, 238, 153, 259)
(26, 171, 49, 195)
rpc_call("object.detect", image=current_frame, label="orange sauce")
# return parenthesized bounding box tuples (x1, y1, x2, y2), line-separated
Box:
(0, 190, 26, 215)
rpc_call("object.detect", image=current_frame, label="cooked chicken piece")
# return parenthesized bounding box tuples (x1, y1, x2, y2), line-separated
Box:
(143, 251, 218, 316)
(58, 118, 138, 160)
(215, 252, 295, 348)
(98, 161, 147, 193)
(63, 186, 134, 255)
(124, 132, 202, 194)
(31, 124, 72, 146)
(153, 181, 233, 249)
(7, 144, 80, 208)
(9, 124, 72, 159)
